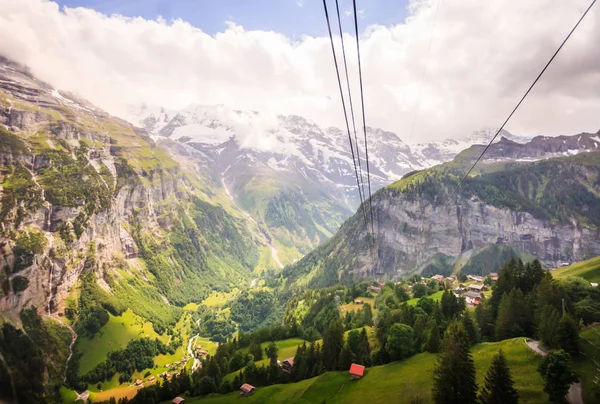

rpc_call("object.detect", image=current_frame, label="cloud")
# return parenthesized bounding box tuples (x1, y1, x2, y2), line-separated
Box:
(0, 0, 598, 143)
(296, 0, 304, 8)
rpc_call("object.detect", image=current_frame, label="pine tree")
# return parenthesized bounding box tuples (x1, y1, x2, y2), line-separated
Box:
(462, 314, 479, 345)
(478, 350, 519, 404)
(425, 322, 440, 353)
(322, 319, 344, 370)
(538, 304, 561, 349)
(557, 314, 579, 356)
(432, 321, 478, 404)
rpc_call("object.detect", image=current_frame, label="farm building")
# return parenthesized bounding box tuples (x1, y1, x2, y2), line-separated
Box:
(368, 285, 381, 293)
(281, 358, 294, 374)
(135, 379, 143, 386)
(349, 363, 365, 380)
(172, 397, 185, 404)
(463, 291, 482, 305)
(354, 299, 363, 304)
(469, 284, 485, 292)
(240, 383, 256, 397)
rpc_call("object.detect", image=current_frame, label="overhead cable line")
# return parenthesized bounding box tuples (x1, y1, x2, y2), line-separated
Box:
(333, 0, 367, 212)
(424, 0, 598, 232)
(322, 0, 370, 234)
(352, 0, 377, 259)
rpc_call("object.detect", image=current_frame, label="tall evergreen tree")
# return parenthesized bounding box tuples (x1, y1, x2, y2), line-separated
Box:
(556, 314, 579, 356)
(322, 319, 344, 370)
(432, 321, 478, 404)
(494, 289, 526, 340)
(462, 314, 479, 345)
(478, 350, 519, 404)
(425, 321, 441, 353)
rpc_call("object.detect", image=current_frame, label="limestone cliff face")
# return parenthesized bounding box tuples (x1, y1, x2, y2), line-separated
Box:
(371, 193, 600, 276)
(0, 59, 187, 316)
(285, 151, 600, 286)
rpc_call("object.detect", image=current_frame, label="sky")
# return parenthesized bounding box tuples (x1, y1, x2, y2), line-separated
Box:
(0, 0, 599, 143)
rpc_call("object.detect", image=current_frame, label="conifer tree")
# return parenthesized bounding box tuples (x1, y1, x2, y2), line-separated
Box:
(432, 321, 478, 404)
(462, 314, 479, 345)
(557, 314, 579, 356)
(478, 350, 519, 404)
(425, 322, 440, 353)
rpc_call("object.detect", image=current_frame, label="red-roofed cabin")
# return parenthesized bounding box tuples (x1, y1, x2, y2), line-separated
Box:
(172, 397, 185, 404)
(281, 357, 294, 374)
(240, 383, 256, 396)
(349, 363, 365, 380)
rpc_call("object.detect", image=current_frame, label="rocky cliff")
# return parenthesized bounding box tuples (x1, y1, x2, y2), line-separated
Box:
(283, 141, 600, 287)
(0, 58, 259, 321)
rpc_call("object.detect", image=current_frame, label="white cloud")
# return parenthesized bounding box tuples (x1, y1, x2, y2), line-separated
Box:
(0, 0, 598, 143)
(296, 0, 304, 8)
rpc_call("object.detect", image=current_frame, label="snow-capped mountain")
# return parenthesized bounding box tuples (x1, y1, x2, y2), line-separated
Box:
(127, 104, 529, 206)
(126, 103, 597, 264)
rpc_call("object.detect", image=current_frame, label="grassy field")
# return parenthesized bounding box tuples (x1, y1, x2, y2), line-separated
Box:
(551, 256, 600, 283)
(202, 290, 239, 307)
(575, 326, 600, 403)
(78, 311, 197, 402)
(224, 338, 308, 382)
(76, 309, 161, 375)
(406, 290, 444, 306)
(339, 296, 375, 314)
(178, 338, 546, 404)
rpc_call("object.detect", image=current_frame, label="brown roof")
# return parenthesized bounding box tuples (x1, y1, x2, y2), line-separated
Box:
(240, 383, 256, 393)
(283, 357, 294, 366)
(349, 363, 365, 377)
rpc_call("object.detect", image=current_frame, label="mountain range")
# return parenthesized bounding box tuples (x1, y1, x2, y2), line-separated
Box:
(126, 104, 530, 263)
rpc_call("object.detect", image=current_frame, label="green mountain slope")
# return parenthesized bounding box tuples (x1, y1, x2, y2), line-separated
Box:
(551, 256, 600, 283)
(282, 151, 600, 289)
(177, 338, 546, 404)
(0, 59, 265, 402)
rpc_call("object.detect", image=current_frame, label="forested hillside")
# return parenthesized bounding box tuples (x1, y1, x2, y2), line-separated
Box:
(0, 58, 265, 403)
(282, 149, 600, 289)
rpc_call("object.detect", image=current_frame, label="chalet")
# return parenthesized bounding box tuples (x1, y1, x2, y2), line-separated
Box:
(349, 363, 365, 380)
(446, 276, 456, 282)
(148, 376, 156, 383)
(469, 284, 485, 293)
(467, 275, 483, 282)
(281, 358, 294, 374)
(431, 275, 445, 282)
(240, 383, 256, 397)
(354, 299, 363, 305)
(378, 282, 385, 287)
(368, 285, 381, 294)
(196, 347, 209, 356)
(135, 379, 143, 386)
(463, 291, 482, 305)
(172, 397, 185, 404)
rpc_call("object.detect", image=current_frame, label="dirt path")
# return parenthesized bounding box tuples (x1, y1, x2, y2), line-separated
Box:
(524, 339, 582, 404)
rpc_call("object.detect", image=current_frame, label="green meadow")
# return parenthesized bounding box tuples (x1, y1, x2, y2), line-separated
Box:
(178, 337, 546, 404)
(551, 256, 600, 283)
